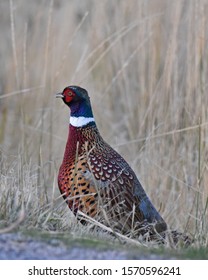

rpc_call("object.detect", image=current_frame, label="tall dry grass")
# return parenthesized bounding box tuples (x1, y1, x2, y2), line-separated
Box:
(0, 0, 208, 246)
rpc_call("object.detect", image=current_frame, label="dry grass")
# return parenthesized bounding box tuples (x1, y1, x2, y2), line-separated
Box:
(0, 0, 208, 248)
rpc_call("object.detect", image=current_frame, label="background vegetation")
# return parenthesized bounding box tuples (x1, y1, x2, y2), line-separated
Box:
(0, 0, 208, 253)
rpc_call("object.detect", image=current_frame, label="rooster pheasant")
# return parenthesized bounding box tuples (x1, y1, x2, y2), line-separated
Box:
(56, 85, 169, 241)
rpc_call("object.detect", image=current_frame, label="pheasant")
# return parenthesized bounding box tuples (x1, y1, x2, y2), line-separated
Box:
(56, 85, 168, 241)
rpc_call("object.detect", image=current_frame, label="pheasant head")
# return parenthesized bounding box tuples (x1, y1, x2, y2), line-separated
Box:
(56, 86, 95, 127)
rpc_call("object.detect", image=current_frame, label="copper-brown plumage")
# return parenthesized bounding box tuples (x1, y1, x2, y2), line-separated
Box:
(56, 86, 168, 239)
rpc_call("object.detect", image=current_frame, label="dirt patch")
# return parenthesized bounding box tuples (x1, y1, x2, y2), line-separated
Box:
(0, 232, 169, 260)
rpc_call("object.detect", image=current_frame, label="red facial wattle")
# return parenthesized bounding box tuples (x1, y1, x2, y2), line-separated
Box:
(63, 88, 75, 103)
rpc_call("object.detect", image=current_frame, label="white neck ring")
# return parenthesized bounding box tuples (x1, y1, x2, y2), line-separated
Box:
(70, 116, 95, 127)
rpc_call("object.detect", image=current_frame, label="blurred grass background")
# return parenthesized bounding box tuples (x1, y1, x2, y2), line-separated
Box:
(0, 0, 208, 247)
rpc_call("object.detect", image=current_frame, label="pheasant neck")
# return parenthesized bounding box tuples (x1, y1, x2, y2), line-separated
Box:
(70, 116, 95, 127)
(62, 122, 99, 164)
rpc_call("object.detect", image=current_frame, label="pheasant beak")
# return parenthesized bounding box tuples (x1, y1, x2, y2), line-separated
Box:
(56, 92, 64, 98)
